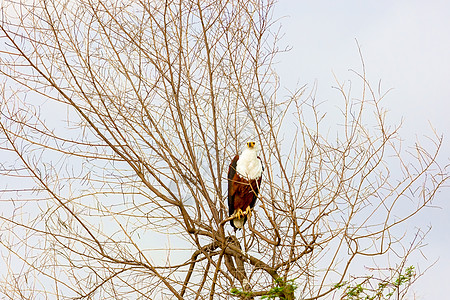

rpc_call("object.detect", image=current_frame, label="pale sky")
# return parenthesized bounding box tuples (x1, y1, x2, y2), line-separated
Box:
(273, 1, 450, 299)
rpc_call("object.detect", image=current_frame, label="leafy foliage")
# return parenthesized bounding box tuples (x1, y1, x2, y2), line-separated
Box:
(231, 277, 297, 299)
(337, 266, 416, 300)
(231, 287, 253, 298)
(262, 277, 297, 300)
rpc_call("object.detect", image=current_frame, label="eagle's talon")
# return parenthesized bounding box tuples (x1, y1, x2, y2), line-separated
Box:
(245, 206, 252, 216)
(234, 208, 244, 219)
(233, 207, 252, 220)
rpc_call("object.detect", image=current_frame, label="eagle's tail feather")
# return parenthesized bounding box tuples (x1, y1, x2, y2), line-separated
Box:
(232, 217, 246, 229)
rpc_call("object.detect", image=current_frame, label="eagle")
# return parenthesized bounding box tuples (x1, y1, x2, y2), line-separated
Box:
(228, 141, 263, 230)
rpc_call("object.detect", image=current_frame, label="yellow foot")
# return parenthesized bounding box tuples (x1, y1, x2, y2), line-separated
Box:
(232, 207, 253, 229)
(233, 207, 252, 220)
(245, 206, 252, 217)
(234, 208, 244, 219)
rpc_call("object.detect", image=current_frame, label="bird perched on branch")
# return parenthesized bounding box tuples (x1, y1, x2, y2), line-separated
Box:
(228, 141, 263, 230)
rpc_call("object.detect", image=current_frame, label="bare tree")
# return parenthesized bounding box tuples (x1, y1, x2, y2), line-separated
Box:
(0, 1, 447, 299)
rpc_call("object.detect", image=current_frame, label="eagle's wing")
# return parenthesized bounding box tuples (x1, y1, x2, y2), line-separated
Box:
(227, 155, 239, 217)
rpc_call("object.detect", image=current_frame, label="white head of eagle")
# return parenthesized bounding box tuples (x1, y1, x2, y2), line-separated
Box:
(227, 142, 263, 230)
